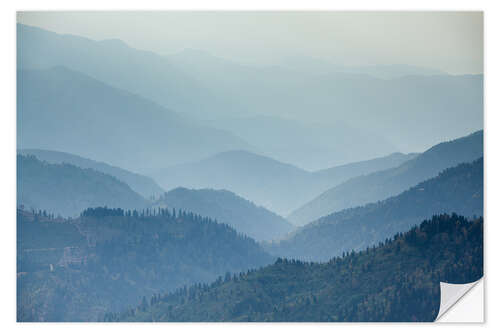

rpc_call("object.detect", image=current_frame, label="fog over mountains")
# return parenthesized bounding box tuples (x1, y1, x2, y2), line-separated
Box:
(153, 150, 418, 216)
(269, 158, 483, 261)
(17, 67, 250, 173)
(16, 16, 484, 323)
(18, 23, 483, 171)
(19, 149, 164, 198)
(278, 55, 448, 79)
(17, 24, 215, 119)
(17, 155, 149, 217)
(289, 130, 483, 225)
(203, 115, 400, 170)
(164, 46, 482, 157)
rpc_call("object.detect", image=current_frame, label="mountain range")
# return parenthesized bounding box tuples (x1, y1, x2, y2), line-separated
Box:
(17, 23, 216, 118)
(17, 151, 298, 242)
(17, 155, 148, 217)
(155, 187, 294, 242)
(18, 23, 483, 169)
(17, 66, 250, 173)
(289, 130, 483, 225)
(152, 150, 417, 216)
(204, 115, 401, 170)
(270, 158, 483, 261)
(16, 21, 484, 324)
(19, 149, 164, 199)
(165, 47, 482, 154)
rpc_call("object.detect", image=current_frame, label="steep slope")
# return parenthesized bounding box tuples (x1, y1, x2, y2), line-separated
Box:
(110, 214, 483, 322)
(17, 155, 149, 217)
(154, 150, 418, 217)
(17, 67, 250, 173)
(156, 188, 294, 241)
(271, 158, 483, 261)
(17, 207, 274, 321)
(289, 130, 483, 225)
(19, 149, 164, 199)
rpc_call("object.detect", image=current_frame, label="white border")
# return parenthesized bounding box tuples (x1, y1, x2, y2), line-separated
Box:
(2, 1, 498, 332)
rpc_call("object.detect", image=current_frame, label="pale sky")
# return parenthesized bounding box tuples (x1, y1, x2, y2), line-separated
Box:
(17, 11, 483, 74)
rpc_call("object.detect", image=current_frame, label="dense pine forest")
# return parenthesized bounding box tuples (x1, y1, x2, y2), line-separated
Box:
(17, 207, 273, 321)
(106, 214, 483, 322)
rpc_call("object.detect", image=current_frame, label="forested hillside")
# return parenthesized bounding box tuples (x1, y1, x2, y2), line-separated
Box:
(156, 188, 293, 241)
(17, 155, 148, 217)
(108, 214, 483, 322)
(289, 130, 483, 225)
(270, 158, 483, 261)
(17, 207, 273, 321)
(19, 149, 164, 198)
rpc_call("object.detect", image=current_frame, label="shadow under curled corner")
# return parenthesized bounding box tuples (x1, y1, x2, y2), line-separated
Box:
(435, 278, 484, 322)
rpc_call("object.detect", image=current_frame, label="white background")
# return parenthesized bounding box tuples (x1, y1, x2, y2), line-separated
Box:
(1, 0, 497, 332)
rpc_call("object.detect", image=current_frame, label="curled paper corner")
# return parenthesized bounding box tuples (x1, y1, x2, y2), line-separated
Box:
(435, 278, 483, 322)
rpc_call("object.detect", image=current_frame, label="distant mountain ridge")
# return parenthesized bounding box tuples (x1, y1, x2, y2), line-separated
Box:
(17, 154, 149, 217)
(153, 150, 310, 216)
(270, 157, 483, 261)
(17, 67, 251, 173)
(17, 23, 217, 116)
(164, 43, 482, 154)
(153, 150, 417, 216)
(314, 152, 419, 183)
(155, 187, 294, 242)
(18, 24, 483, 165)
(19, 149, 165, 198)
(204, 115, 400, 170)
(278, 55, 448, 79)
(288, 130, 483, 225)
